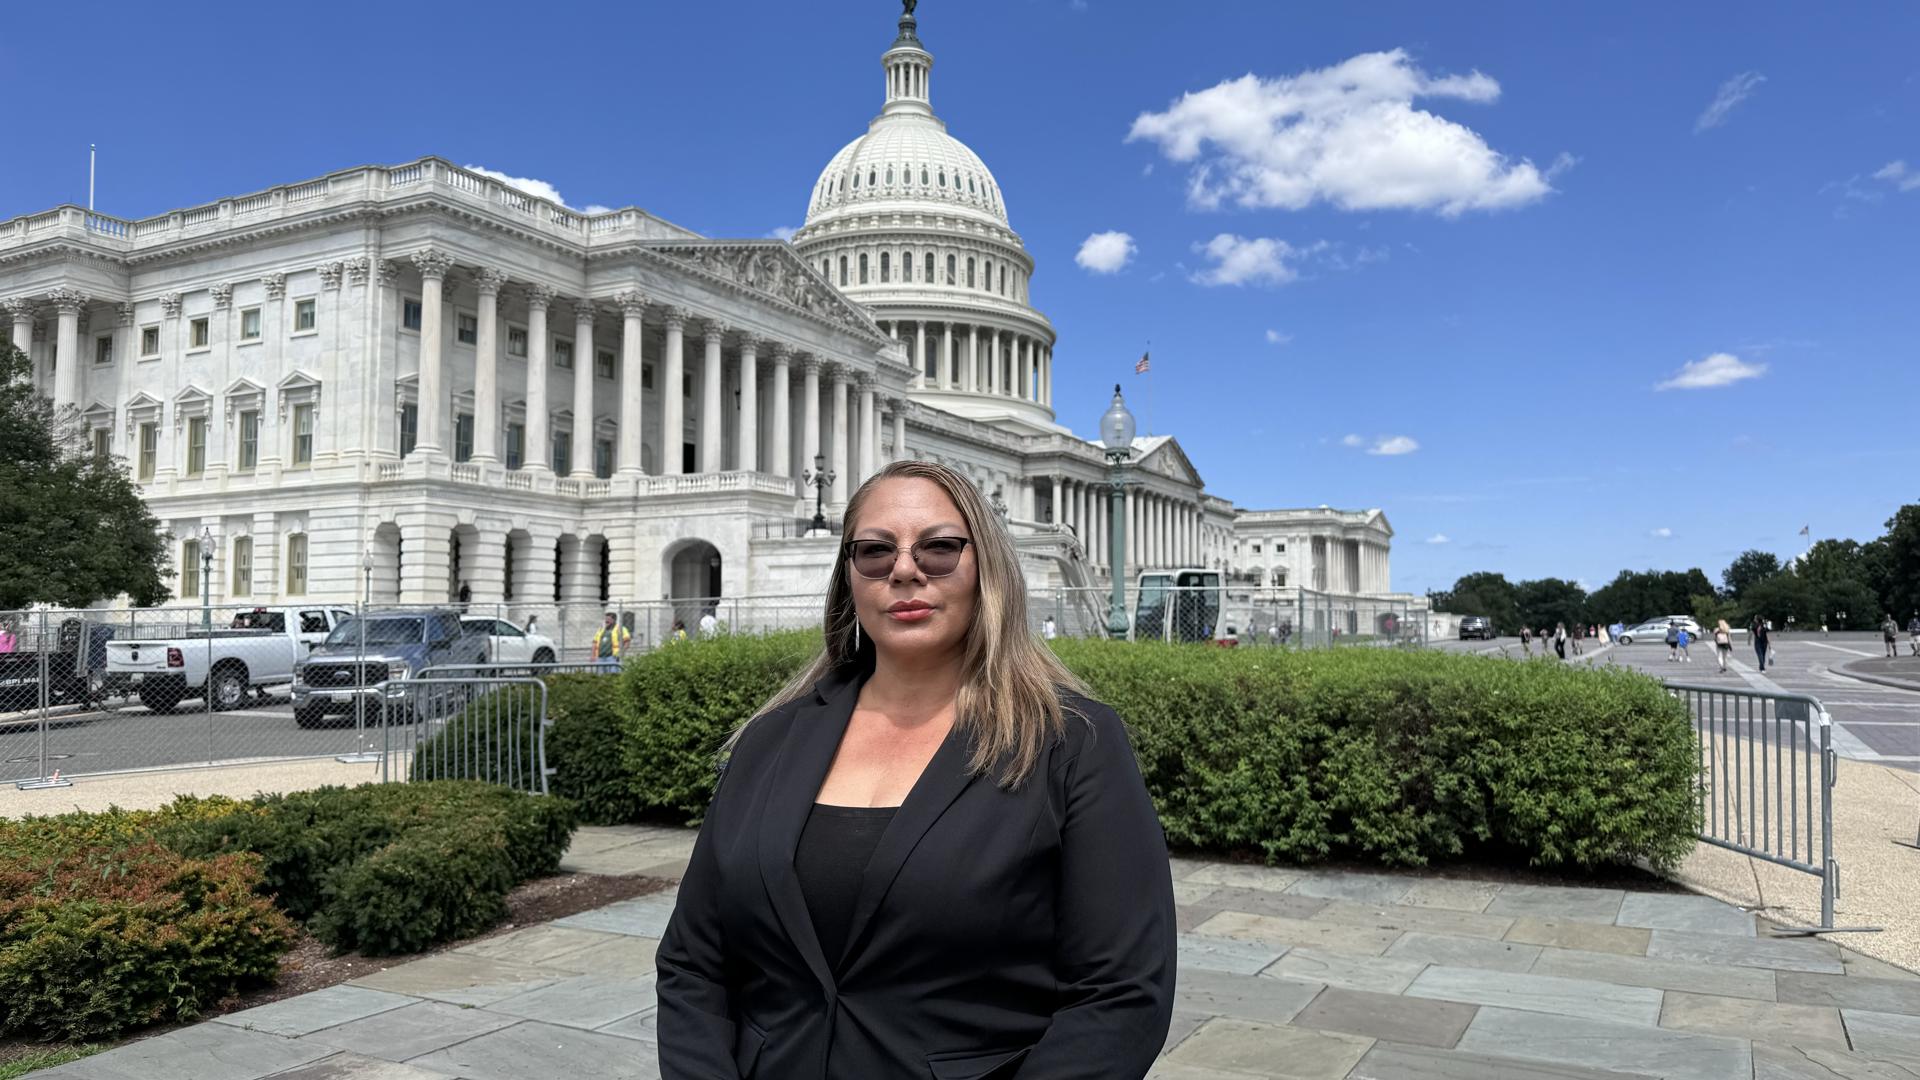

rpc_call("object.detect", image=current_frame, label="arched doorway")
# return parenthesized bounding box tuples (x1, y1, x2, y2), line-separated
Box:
(665, 540, 723, 633)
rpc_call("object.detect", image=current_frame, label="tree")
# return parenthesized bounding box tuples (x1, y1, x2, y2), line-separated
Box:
(0, 342, 172, 609)
(1430, 571, 1521, 634)
(1515, 577, 1588, 633)
(1878, 504, 1920, 621)
(1742, 572, 1820, 631)
(1721, 549, 1781, 600)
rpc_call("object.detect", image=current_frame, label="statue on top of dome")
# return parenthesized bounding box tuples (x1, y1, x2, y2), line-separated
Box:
(902, 0, 916, 16)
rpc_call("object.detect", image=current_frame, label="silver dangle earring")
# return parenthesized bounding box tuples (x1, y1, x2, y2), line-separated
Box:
(853, 620, 862, 652)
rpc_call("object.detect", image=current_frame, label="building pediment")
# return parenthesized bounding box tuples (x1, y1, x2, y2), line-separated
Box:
(173, 383, 212, 407)
(642, 240, 886, 345)
(1135, 436, 1204, 489)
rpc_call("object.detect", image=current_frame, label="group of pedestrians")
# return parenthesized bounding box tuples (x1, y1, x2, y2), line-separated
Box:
(1883, 614, 1920, 658)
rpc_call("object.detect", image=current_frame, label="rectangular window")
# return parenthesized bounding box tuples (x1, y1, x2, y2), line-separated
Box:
(839, 257, 848, 286)
(399, 403, 418, 456)
(966, 258, 975, 289)
(186, 417, 207, 477)
(506, 326, 528, 357)
(595, 349, 615, 379)
(286, 534, 308, 596)
(94, 336, 113, 365)
(903, 251, 913, 283)
(140, 325, 160, 358)
(92, 428, 112, 462)
(456, 313, 478, 345)
(946, 255, 956, 285)
(880, 252, 890, 283)
(454, 412, 474, 463)
(292, 404, 314, 466)
(190, 317, 210, 348)
(231, 537, 252, 597)
(925, 253, 934, 282)
(402, 298, 423, 331)
(594, 438, 613, 479)
(553, 339, 574, 369)
(859, 253, 869, 284)
(138, 422, 157, 480)
(237, 410, 259, 471)
(240, 307, 262, 340)
(505, 423, 524, 469)
(293, 298, 317, 332)
(181, 540, 201, 600)
(552, 432, 571, 477)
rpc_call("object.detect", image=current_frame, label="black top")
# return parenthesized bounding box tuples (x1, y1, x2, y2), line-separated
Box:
(794, 803, 897, 968)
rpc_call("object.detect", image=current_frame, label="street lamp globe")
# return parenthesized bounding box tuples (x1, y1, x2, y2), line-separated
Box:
(1100, 384, 1135, 454)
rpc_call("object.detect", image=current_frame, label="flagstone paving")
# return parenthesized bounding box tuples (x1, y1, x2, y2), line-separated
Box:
(34, 825, 1920, 1080)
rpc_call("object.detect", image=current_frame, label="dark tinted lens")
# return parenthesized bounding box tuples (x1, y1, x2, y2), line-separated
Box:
(849, 540, 898, 577)
(913, 538, 968, 576)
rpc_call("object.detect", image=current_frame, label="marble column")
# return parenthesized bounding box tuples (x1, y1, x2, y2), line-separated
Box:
(48, 289, 88, 409)
(737, 335, 760, 473)
(890, 397, 906, 462)
(1017, 338, 1029, 401)
(914, 322, 926, 390)
(800, 357, 821, 486)
(829, 366, 850, 505)
(614, 291, 647, 475)
(7, 303, 33, 382)
(1050, 474, 1063, 526)
(856, 375, 875, 482)
(523, 285, 555, 471)
(965, 326, 978, 393)
(699, 320, 726, 473)
(571, 300, 597, 477)
(409, 253, 451, 454)
(661, 309, 687, 475)
(770, 345, 793, 478)
(942, 322, 955, 389)
(471, 269, 504, 463)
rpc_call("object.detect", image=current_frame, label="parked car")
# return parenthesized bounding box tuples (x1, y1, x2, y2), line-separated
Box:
(461, 617, 558, 666)
(292, 609, 491, 727)
(1458, 616, 1494, 640)
(1616, 617, 1705, 645)
(105, 606, 349, 713)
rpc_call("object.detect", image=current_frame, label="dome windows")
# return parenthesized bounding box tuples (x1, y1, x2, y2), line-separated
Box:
(938, 170, 946, 188)
(853, 171, 861, 190)
(868, 169, 877, 188)
(903, 249, 913, 282)
(885, 166, 894, 185)
(880, 252, 890, 283)
(968, 176, 976, 194)
(921, 167, 929, 185)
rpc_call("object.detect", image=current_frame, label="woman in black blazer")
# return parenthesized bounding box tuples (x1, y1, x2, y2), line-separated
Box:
(656, 459, 1177, 1079)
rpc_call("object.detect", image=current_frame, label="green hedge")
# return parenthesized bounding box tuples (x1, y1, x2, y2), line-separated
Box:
(0, 807, 294, 1041)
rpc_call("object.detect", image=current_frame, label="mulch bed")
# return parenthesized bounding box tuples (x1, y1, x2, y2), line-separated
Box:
(0, 871, 672, 1071)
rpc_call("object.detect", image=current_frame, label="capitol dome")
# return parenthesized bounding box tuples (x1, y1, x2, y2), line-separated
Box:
(791, 4, 1060, 435)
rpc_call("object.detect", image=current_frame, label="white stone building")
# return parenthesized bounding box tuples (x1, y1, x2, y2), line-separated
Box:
(0, 5, 1412, 634)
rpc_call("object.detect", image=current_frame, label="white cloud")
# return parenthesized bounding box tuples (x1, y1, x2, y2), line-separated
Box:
(1651, 527, 1674, 539)
(1075, 231, 1138, 274)
(1340, 433, 1365, 447)
(1655, 351, 1767, 391)
(1873, 160, 1920, 193)
(1127, 49, 1554, 216)
(1368, 435, 1420, 456)
(462, 165, 612, 214)
(766, 225, 800, 241)
(1191, 233, 1300, 286)
(1265, 329, 1293, 345)
(1425, 533, 1451, 545)
(1695, 72, 1766, 133)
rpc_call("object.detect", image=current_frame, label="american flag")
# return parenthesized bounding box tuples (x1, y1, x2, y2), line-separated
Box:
(1799, 525, 1810, 537)
(1135, 351, 1150, 374)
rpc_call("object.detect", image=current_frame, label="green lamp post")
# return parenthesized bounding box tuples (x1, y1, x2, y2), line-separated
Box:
(1100, 385, 1136, 640)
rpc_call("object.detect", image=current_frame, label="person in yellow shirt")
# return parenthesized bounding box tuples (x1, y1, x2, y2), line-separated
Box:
(593, 612, 631, 670)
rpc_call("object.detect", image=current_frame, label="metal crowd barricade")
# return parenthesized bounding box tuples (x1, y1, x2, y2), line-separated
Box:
(1666, 682, 1864, 935)
(382, 675, 550, 795)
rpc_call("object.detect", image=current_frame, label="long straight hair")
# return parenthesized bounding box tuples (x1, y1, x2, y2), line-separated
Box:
(735, 460, 1086, 788)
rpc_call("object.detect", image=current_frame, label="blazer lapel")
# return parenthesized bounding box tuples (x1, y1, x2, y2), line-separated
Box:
(756, 668, 863, 995)
(836, 723, 981, 970)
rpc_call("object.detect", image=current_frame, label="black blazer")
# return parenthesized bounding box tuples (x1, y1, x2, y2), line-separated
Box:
(655, 665, 1177, 1079)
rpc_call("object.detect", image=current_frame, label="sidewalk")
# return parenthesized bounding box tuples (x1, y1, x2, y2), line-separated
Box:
(1837, 655, 1920, 694)
(36, 826, 1920, 1080)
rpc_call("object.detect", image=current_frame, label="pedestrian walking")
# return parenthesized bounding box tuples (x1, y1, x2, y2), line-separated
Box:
(1908, 613, 1920, 657)
(1883, 614, 1901, 659)
(1665, 621, 1680, 662)
(456, 581, 472, 612)
(591, 611, 629, 671)
(0, 618, 15, 655)
(1553, 623, 1568, 660)
(1750, 615, 1771, 671)
(1519, 625, 1533, 657)
(669, 618, 689, 643)
(1714, 619, 1733, 673)
(698, 607, 719, 638)
(1042, 615, 1057, 641)
(1571, 625, 1584, 656)
(1677, 625, 1692, 663)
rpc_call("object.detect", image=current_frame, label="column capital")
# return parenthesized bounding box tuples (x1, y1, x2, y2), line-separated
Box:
(524, 284, 558, 311)
(662, 306, 692, 331)
(411, 249, 454, 280)
(159, 293, 183, 318)
(209, 282, 232, 309)
(739, 333, 769, 354)
(376, 259, 402, 287)
(472, 267, 508, 297)
(613, 288, 650, 316)
(117, 302, 135, 326)
(48, 287, 90, 315)
(799, 354, 822, 376)
(825, 361, 854, 385)
(3, 297, 36, 321)
(342, 257, 370, 287)
(855, 372, 878, 392)
(571, 298, 599, 325)
(702, 317, 732, 340)
(262, 272, 287, 299)
(770, 342, 795, 363)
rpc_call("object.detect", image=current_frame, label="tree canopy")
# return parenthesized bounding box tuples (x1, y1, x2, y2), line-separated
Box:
(0, 342, 172, 609)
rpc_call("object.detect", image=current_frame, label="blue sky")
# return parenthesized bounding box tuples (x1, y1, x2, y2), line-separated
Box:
(6, 2, 1916, 594)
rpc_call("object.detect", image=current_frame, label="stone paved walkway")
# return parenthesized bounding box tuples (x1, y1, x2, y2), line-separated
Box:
(36, 825, 1920, 1080)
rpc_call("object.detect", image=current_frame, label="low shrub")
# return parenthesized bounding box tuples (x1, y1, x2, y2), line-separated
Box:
(0, 837, 293, 1041)
(407, 683, 549, 793)
(547, 674, 645, 824)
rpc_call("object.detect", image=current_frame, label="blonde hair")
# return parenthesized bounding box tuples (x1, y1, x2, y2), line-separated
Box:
(736, 460, 1086, 788)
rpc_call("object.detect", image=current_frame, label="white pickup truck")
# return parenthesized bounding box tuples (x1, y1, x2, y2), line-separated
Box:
(106, 606, 352, 713)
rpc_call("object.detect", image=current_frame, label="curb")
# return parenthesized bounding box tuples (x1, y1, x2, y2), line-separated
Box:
(1828, 661, 1920, 696)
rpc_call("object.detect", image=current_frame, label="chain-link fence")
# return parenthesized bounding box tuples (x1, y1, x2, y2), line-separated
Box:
(1025, 586, 1429, 648)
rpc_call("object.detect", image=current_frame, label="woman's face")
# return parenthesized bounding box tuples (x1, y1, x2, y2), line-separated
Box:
(847, 477, 978, 664)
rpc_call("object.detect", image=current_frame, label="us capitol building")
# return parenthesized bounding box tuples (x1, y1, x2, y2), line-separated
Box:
(0, 6, 1411, 635)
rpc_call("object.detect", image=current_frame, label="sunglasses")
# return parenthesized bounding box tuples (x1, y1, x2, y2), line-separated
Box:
(844, 536, 974, 579)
